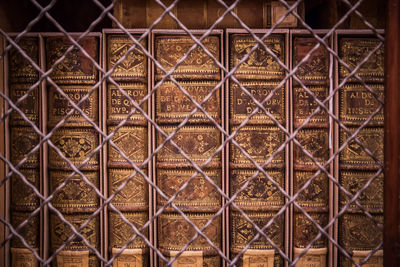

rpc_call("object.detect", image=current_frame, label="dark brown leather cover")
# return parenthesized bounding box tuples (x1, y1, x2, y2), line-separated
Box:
(155, 33, 222, 263)
(8, 37, 41, 267)
(106, 33, 150, 264)
(46, 36, 101, 266)
(292, 36, 330, 261)
(229, 32, 287, 266)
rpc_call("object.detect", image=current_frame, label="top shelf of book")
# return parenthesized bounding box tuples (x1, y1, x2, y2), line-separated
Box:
(0, 0, 386, 33)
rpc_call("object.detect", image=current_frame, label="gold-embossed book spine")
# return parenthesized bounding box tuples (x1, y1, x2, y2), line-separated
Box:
(292, 35, 330, 267)
(154, 31, 223, 266)
(46, 35, 100, 266)
(8, 36, 41, 266)
(228, 32, 287, 266)
(106, 33, 149, 266)
(338, 35, 384, 266)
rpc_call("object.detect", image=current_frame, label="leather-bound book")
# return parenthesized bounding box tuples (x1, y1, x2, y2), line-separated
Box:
(338, 36, 384, 266)
(228, 32, 287, 266)
(154, 31, 222, 266)
(8, 36, 41, 267)
(46, 35, 100, 266)
(106, 33, 149, 266)
(292, 36, 330, 267)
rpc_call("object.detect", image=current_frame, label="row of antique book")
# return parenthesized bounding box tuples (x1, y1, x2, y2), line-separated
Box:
(4, 30, 384, 266)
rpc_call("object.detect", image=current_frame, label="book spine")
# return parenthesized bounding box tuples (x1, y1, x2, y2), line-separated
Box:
(8, 37, 41, 266)
(46, 35, 100, 267)
(292, 36, 330, 267)
(106, 34, 149, 266)
(229, 33, 287, 266)
(338, 36, 384, 266)
(154, 33, 222, 266)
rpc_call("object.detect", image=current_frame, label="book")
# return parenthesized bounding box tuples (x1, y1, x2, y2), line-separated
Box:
(338, 35, 384, 266)
(106, 33, 150, 265)
(46, 35, 100, 266)
(292, 36, 330, 267)
(8, 37, 41, 266)
(228, 32, 287, 266)
(154, 32, 222, 266)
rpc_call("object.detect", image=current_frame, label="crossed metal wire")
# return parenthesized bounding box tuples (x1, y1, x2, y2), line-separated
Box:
(0, 0, 384, 266)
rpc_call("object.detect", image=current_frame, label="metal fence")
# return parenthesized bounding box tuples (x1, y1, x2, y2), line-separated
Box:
(0, 0, 386, 266)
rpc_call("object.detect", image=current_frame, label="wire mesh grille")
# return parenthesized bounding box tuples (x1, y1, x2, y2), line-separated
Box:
(0, 0, 385, 266)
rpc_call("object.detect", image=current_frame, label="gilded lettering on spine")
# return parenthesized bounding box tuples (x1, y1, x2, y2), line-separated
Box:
(293, 86, 328, 128)
(48, 85, 98, 126)
(9, 84, 39, 125)
(156, 81, 220, 123)
(230, 81, 285, 125)
(107, 83, 147, 124)
(340, 84, 384, 126)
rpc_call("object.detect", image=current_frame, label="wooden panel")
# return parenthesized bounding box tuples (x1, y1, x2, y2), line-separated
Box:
(384, 0, 400, 265)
